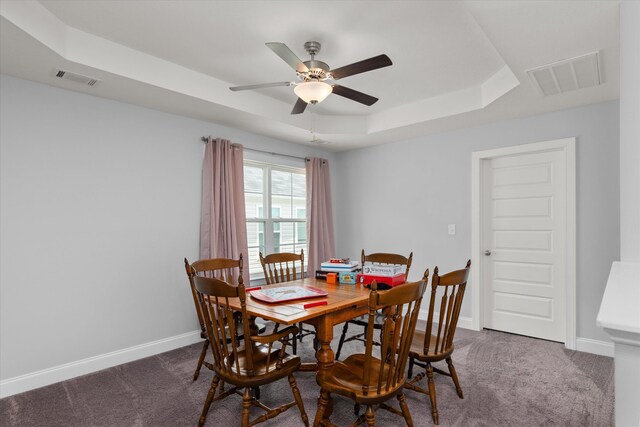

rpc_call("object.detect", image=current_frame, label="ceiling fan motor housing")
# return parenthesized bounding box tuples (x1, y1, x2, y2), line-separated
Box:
(302, 60, 330, 81)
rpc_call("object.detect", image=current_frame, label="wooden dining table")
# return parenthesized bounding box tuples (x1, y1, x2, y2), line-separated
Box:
(226, 277, 371, 375)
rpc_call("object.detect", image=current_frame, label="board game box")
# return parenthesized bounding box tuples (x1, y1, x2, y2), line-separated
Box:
(249, 286, 328, 303)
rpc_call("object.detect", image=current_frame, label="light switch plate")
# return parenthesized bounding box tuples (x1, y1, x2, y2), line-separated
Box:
(448, 224, 456, 235)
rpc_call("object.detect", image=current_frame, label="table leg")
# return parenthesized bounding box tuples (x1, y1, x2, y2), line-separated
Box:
(300, 323, 320, 371)
(315, 317, 334, 420)
(247, 315, 262, 399)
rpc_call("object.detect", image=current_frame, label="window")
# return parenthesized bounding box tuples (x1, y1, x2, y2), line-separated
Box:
(244, 161, 307, 280)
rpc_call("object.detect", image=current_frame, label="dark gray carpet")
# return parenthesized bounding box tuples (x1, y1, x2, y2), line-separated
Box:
(0, 325, 614, 426)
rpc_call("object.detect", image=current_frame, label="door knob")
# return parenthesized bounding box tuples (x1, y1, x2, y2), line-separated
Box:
(484, 250, 492, 256)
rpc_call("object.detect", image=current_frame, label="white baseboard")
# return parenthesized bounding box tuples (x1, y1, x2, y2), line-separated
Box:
(417, 308, 613, 358)
(1, 328, 613, 399)
(0, 330, 203, 399)
(575, 337, 614, 357)
(455, 317, 475, 331)
(418, 309, 474, 331)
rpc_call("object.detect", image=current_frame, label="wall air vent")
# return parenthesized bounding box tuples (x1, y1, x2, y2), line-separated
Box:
(526, 51, 601, 96)
(54, 69, 101, 87)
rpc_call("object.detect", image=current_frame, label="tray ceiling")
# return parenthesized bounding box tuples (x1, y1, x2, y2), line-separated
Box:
(0, 1, 619, 151)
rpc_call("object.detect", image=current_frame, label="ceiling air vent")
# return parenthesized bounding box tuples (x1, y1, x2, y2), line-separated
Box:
(54, 69, 101, 87)
(526, 51, 601, 96)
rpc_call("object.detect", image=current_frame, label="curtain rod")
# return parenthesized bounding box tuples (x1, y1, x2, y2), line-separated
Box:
(201, 136, 308, 161)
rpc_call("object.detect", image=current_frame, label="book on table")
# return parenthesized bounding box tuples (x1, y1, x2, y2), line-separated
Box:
(328, 257, 350, 264)
(317, 268, 362, 280)
(320, 261, 359, 272)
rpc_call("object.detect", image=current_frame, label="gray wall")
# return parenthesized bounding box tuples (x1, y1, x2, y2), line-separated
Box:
(0, 75, 335, 381)
(0, 73, 619, 384)
(333, 101, 620, 343)
(620, 0, 640, 261)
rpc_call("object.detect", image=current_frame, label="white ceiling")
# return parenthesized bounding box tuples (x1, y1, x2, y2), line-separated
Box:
(0, 1, 620, 151)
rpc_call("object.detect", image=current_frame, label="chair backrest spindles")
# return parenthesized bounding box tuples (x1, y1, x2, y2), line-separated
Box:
(184, 255, 244, 336)
(190, 256, 243, 285)
(260, 250, 305, 285)
(361, 272, 428, 396)
(193, 273, 256, 379)
(423, 260, 471, 356)
(362, 285, 377, 395)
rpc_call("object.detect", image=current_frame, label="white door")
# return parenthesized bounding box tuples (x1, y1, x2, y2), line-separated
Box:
(482, 148, 567, 342)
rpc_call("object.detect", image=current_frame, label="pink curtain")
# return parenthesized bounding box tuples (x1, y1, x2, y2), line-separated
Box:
(200, 138, 249, 285)
(306, 158, 336, 274)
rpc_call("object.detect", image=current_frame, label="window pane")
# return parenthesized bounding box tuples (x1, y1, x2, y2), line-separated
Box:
(279, 243, 295, 253)
(244, 165, 264, 218)
(292, 173, 305, 198)
(276, 222, 294, 247)
(244, 162, 306, 281)
(297, 222, 306, 243)
(246, 193, 264, 219)
(246, 221, 265, 248)
(271, 170, 292, 196)
(275, 222, 306, 247)
(272, 194, 292, 219)
(244, 166, 263, 192)
(246, 221, 265, 278)
(272, 170, 293, 219)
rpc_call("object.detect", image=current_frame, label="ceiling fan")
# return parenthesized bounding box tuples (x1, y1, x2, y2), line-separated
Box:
(229, 41, 392, 115)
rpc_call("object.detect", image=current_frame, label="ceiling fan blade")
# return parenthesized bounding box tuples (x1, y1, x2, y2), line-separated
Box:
(229, 82, 293, 91)
(291, 97, 308, 115)
(330, 54, 392, 80)
(266, 42, 309, 73)
(332, 85, 378, 106)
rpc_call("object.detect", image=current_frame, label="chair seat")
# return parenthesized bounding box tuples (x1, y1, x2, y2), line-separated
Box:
(319, 353, 404, 404)
(221, 344, 300, 386)
(409, 330, 454, 363)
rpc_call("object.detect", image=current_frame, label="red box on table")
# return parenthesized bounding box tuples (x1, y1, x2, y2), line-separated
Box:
(356, 273, 407, 288)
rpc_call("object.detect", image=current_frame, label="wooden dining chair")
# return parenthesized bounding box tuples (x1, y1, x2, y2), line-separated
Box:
(335, 250, 413, 360)
(184, 255, 264, 381)
(404, 260, 471, 425)
(259, 250, 313, 353)
(313, 272, 429, 427)
(193, 274, 309, 427)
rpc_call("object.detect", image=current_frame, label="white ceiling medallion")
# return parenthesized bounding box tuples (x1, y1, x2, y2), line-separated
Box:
(526, 51, 601, 96)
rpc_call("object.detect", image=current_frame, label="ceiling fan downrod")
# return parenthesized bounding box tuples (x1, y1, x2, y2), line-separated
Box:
(301, 41, 330, 82)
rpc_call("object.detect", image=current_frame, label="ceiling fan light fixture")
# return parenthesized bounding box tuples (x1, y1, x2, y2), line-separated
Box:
(294, 81, 332, 104)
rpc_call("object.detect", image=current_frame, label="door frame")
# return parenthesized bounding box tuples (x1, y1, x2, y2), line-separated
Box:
(471, 137, 576, 350)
